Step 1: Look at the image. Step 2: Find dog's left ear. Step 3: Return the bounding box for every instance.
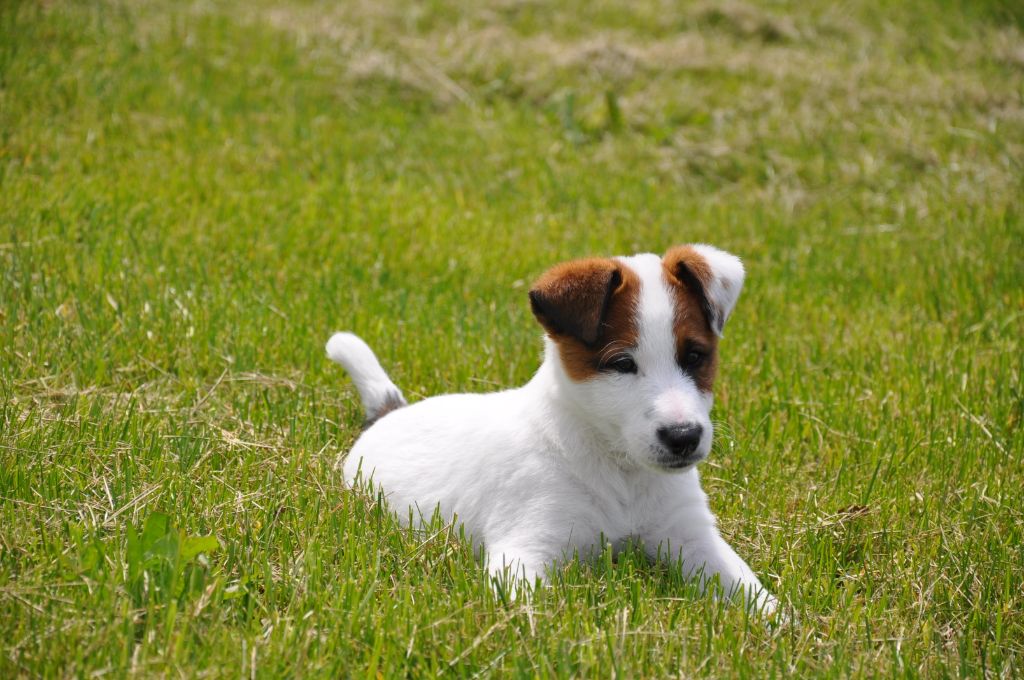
[663,244,745,336]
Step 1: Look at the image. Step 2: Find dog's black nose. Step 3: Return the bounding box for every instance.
[657,423,703,456]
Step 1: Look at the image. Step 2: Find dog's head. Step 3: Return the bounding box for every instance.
[529,245,744,472]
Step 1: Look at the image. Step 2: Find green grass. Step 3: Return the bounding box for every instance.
[1,0,1022,676]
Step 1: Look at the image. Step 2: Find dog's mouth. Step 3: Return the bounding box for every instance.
[654,451,707,471]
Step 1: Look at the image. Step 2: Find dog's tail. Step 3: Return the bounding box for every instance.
[326,332,407,427]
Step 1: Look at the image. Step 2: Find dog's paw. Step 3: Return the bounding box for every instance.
[756,593,800,630]
[489,573,537,606]
[758,592,779,616]
[744,588,787,623]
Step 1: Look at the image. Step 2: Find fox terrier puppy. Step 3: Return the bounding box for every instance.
[328,244,776,612]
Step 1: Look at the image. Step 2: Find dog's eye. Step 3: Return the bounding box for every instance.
[682,350,706,369]
[605,356,638,374]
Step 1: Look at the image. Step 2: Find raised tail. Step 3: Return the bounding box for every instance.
[326,332,407,427]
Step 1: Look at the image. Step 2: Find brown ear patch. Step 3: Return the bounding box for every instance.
[663,246,719,392]
[529,258,640,381]
[663,246,718,334]
[529,258,621,346]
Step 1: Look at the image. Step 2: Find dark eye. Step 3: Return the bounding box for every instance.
[604,355,638,374]
[682,350,706,369]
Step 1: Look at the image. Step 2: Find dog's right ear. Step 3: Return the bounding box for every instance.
[529,258,624,346]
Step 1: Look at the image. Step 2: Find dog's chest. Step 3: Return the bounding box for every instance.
[593,474,675,546]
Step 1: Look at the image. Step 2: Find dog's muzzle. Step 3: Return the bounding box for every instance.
[656,423,704,466]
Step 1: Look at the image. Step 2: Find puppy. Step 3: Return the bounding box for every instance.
[328,245,776,612]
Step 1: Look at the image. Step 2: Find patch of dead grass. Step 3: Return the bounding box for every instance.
[692,1,801,44]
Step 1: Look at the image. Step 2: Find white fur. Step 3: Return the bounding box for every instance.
[326,332,405,422]
[329,250,776,613]
[689,244,745,336]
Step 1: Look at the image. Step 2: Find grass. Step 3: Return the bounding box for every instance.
[1,0,1022,676]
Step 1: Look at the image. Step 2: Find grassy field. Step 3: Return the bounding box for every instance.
[2,0,1022,676]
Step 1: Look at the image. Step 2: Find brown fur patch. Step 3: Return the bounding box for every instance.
[662,246,720,392]
[529,258,640,381]
[363,390,407,430]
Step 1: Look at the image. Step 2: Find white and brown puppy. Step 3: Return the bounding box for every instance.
[327,245,776,612]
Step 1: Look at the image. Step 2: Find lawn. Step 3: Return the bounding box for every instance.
[1,0,1022,676]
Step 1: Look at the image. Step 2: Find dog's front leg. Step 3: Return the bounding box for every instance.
[650,527,777,614]
[484,543,549,599]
